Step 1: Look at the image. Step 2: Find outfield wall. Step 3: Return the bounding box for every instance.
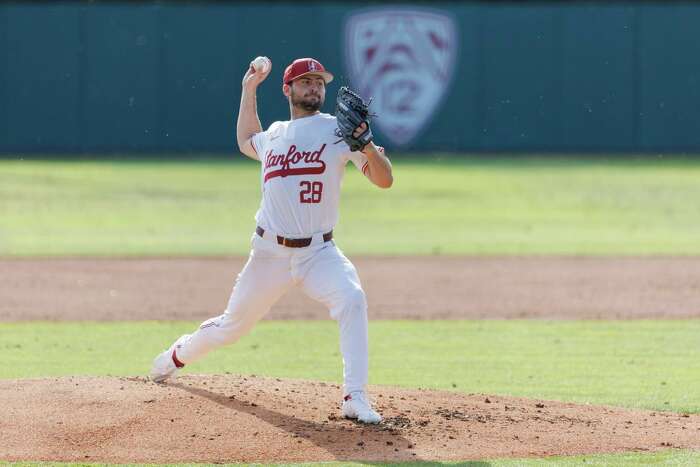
[1,1,700,154]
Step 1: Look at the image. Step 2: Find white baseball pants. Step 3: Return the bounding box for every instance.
[172,232,369,395]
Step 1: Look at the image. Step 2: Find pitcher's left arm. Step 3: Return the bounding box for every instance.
[359,135,392,189]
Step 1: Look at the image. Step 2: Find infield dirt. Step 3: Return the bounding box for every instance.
[3,256,700,321]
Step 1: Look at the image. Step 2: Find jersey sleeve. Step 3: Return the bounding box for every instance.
[346,150,370,176]
[250,130,268,161]
[345,145,385,177]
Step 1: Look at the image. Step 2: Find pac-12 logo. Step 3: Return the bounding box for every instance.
[344,8,458,146]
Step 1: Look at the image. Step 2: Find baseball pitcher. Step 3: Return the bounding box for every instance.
[150,57,393,424]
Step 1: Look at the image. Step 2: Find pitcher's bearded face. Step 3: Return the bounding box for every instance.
[290,75,326,111]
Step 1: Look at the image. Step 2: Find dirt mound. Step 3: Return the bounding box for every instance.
[1,375,698,463]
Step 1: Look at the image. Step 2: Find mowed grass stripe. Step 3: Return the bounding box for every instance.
[3,320,699,413]
[2,157,700,255]
[3,449,700,466]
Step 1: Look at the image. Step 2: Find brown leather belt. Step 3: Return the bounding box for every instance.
[256,226,333,248]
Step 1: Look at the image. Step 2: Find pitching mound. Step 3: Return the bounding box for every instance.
[1,375,699,463]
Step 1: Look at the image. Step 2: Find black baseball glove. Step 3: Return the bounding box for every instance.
[335,86,375,152]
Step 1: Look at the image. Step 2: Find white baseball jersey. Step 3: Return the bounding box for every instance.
[250,113,368,237]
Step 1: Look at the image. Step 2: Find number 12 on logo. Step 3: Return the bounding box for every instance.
[299,181,323,203]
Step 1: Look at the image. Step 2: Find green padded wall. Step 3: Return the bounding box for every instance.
[2,2,700,154]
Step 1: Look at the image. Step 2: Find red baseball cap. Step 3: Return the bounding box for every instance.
[283,58,334,85]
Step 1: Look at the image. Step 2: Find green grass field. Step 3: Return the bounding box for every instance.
[4,450,700,467]
[1,156,700,256]
[0,455,689,467]
[3,156,700,465]
[3,320,699,414]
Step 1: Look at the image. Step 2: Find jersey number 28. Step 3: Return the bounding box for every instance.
[299,181,323,203]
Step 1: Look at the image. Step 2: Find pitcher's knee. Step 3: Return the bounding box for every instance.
[331,287,367,320]
[345,287,368,311]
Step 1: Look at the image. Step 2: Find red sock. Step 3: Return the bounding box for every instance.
[172,350,185,368]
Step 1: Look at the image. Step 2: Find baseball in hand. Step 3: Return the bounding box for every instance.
[252,56,271,74]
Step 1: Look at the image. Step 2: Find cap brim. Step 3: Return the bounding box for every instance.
[288,71,334,84]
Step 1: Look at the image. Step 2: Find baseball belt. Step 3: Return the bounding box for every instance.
[256,226,333,248]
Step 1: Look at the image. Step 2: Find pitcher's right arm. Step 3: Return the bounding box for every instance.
[237,59,271,160]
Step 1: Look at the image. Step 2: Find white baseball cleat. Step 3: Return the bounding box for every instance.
[342,391,382,424]
[149,335,188,383]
